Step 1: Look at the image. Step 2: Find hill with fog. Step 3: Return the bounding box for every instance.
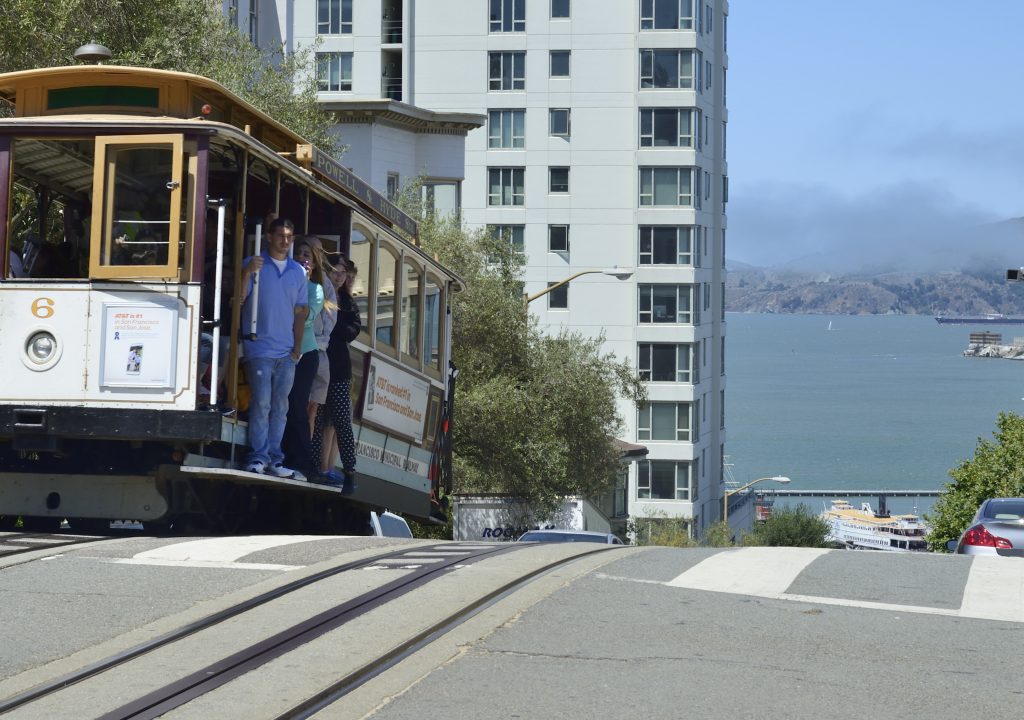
[726,218,1024,316]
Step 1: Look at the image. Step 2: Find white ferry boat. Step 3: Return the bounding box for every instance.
[822,499,929,552]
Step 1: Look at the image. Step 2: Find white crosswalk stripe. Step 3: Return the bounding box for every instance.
[667,547,830,595]
[112,535,336,571]
[959,555,1024,622]
[662,548,1024,624]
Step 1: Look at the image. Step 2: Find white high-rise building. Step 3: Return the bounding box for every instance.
[247,0,729,535]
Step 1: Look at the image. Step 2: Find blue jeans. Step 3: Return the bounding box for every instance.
[245,356,296,465]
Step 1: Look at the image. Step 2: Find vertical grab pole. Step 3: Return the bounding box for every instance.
[210,201,226,407]
[249,222,262,339]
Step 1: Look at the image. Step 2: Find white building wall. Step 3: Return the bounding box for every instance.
[268,0,729,535]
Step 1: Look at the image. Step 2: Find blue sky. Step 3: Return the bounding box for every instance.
[726,1,1024,271]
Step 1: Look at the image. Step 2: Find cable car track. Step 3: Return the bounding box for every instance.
[0,542,620,719]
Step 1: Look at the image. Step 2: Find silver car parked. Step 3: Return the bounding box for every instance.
[517,529,624,545]
[948,498,1024,556]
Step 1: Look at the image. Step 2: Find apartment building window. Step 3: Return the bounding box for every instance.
[639,284,696,324]
[249,0,259,43]
[488,109,525,148]
[488,168,525,206]
[551,0,570,18]
[317,53,353,91]
[549,167,569,193]
[640,49,697,89]
[550,51,570,77]
[421,181,460,216]
[387,172,399,202]
[549,108,571,137]
[490,0,525,32]
[705,59,712,89]
[548,282,568,309]
[639,226,693,266]
[637,402,692,442]
[637,460,694,501]
[640,0,696,30]
[638,343,694,383]
[639,167,696,206]
[639,108,698,148]
[489,225,525,254]
[548,224,569,253]
[706,4,713,33]
[228,0,238,27]
[318,0,353,35]
[489,52,526,90]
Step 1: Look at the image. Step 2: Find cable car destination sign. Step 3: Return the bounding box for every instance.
[297,144,418,238]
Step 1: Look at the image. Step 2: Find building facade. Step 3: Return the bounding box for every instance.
[245,0,729,534]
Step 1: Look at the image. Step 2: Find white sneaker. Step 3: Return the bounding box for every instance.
[267,462,297,479]
[245,460,266,474]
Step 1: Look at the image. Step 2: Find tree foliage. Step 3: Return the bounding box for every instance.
[0,0,338,153]
[742,505,831,547]
[927,412,1024,551]
[401,189,646,516]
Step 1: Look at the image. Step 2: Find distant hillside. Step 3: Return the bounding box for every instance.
[725,266,1024,316]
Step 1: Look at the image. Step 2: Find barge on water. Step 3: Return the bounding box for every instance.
[935,314,1024,325]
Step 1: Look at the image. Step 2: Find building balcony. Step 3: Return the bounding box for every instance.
[381,78,402,101]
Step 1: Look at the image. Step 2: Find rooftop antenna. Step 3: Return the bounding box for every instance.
[73,42,112,65]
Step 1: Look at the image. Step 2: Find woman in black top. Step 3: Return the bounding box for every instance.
[311,256,360,491]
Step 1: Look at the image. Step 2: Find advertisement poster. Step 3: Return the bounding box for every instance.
[362,355,430,442]
[101,302,177,388]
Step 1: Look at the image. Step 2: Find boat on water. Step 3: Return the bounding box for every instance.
[935,314,1024,325]
[821,499,929,552]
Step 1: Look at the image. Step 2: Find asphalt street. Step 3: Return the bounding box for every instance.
[2,534,1022,720]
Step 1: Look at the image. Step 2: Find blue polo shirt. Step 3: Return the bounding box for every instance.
[241,251,308,360]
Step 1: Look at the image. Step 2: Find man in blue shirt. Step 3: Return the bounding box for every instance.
[240,218,309,479]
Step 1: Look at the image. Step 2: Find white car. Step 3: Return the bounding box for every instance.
[517,529,624,545]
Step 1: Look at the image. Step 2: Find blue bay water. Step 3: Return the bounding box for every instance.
[725,313,1024,515]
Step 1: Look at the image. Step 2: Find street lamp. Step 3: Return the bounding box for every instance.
[524,267,633,304]
[723,475,790,524]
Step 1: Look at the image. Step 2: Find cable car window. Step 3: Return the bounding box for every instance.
[424,273,442,372]
[376,244,398,348]
[90,134,183,278]
[401,261,420,360]
[9,137,94,279]
[350,226,371,335]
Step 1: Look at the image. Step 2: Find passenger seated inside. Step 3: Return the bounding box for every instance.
[7,248,25,278]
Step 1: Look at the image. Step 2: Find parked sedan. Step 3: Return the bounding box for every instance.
[517,529,624,545]
[947,497,1024,556]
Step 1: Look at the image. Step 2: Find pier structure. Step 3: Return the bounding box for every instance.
[764,489,942,498]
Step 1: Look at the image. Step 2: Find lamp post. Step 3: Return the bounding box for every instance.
[524,267,633,304]
[723,475,790,524]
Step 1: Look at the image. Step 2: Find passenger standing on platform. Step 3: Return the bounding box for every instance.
[311,256,360,492]
[296,237,338,439]
[240,217,308,478]
[282,239,327,480]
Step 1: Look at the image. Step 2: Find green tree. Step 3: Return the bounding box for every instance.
[743,505,830,547]
[0,0,337,153]
[401,191,646,516]
[927,412,1024,551]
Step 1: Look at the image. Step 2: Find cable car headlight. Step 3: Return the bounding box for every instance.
[25,331,58,367]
